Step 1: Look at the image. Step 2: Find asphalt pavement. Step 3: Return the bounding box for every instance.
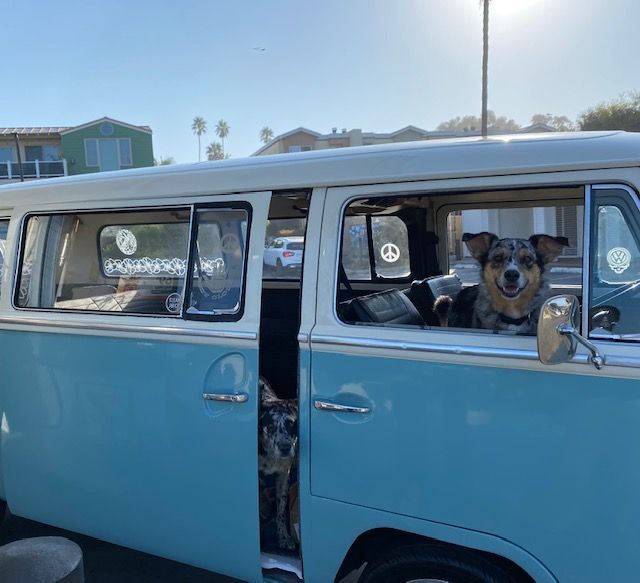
[0,510,238,582]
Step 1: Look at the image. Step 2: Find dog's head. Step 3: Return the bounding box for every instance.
[259,402,298,459]
[463,232,568,308]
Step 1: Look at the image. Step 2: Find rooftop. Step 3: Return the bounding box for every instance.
[0,131,638,206]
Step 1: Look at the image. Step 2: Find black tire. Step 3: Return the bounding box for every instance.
[276,259,283,275]
[360,544,517,583]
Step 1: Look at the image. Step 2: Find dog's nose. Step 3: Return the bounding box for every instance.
[504,269,520,282]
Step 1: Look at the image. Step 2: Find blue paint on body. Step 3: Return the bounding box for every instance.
[0,329,262,582]
[309,350,640,582]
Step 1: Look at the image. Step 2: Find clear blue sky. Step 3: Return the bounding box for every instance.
[3,0,639,163]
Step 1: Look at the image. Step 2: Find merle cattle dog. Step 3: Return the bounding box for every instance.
[259,377,298,551]
[436,232,568,334]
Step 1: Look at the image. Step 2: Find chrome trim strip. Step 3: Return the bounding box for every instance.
[311,333,640,369]
[297,332,309,343]
[582,185,592,336]
[0,315,258,341]
[312,333,542,360]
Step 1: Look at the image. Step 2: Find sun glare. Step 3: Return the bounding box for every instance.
[489,0,547,19]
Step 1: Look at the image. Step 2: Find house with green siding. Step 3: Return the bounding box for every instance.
[0,117,153,182]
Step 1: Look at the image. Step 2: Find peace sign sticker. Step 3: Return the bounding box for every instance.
[380,243,400,263]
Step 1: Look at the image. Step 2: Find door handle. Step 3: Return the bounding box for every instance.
[203,393,249,403]
[314,400,370,414]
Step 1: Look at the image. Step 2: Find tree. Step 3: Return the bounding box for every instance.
[206,141,225,160]
[530,114,576,131]
[154,156,175,166]
[191,117,207,162]
[578,92,640,132]
[260,126,274,144]
[481,0,490,138]
[215,119,230,155]
[437,111,520,132]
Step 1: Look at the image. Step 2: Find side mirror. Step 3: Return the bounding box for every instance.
[537,295,605,370]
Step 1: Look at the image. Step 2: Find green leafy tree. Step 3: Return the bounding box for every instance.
[191,116,207,162]
[206,141,225,160]
[578,92,640,132]
[437,111,520,132]
[215,119,230,155]
[530,114,576,131]
[260,126,274,144]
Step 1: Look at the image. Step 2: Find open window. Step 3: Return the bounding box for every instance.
[337,187,585,336]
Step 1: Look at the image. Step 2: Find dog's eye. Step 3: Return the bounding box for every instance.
[492,254,505,263]
[521,256,534,267]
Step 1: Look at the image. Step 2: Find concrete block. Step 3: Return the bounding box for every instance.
[0,536,84,582]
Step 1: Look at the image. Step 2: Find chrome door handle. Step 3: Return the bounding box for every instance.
[314,400,370,414]
[203,393,249,403]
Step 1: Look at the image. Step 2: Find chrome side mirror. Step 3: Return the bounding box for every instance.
[537,295,605,370]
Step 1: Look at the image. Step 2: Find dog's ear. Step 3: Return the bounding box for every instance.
[462,232,498,262]
[529,234,569,264]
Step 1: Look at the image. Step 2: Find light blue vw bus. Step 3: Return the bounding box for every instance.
[1,131,640,582]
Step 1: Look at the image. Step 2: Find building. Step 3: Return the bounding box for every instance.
[0,117,153,183]
[254,123,579,265]
[252,123,554,156]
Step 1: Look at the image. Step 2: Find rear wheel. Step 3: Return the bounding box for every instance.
[360,544,517,583]
[276,258,283,275]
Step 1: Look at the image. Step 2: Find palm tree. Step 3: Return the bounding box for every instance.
[206,141,225,161]
[260,126,274,144]
[481,0,490,138]
[215,120,230,155]
[191,117,207,162]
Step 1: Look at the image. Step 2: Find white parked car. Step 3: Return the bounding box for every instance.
[263,236,304,270]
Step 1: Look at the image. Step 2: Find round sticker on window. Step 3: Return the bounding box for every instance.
[116,229,138,255]
[165,293,182,313]
[607,247,631,274]
[380,242,400,263]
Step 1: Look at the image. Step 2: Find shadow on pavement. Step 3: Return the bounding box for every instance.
[0,511,239,583]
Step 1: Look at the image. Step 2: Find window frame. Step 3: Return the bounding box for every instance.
[182,201,253,323]
[84,139,99,167]
[587,183,640,343]
[339,206,413,284]
[13,206,193,318]
[13,201,254,322]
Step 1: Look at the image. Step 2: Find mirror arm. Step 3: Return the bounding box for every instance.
[557,324,605,370]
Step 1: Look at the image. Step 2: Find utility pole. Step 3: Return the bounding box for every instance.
[481,0,489,138]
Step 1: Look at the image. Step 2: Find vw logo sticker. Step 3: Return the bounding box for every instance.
[380,242,400,263]
[116,229,138,256]
[607,247,631,274]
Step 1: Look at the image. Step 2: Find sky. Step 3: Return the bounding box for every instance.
[3,0,640,163]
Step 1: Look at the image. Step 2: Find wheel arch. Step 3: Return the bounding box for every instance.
[335,528,537,583]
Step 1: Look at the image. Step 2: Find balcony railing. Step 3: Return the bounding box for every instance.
[0,159,68,180]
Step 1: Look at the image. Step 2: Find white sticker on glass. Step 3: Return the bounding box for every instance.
[116,229,138,255]
[165,292,182,313]
[607,247,631,274]
[380,242,400,263]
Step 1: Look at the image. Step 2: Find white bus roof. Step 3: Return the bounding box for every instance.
[1,131,639,207]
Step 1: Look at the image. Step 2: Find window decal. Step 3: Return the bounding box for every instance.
[116,228,138,255]
[606,247,631,274]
